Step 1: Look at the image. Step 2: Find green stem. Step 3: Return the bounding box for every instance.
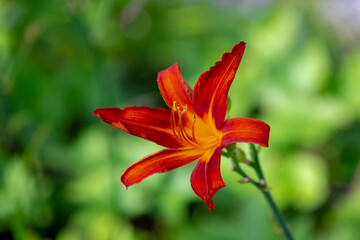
[229,154,259,187]
[260,189,293,240]
[227,145,294,240]
[249,144,293,239]
[249,144,265,180]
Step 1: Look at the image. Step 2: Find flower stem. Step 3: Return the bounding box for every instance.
[248,144,293,239]
[227,144,294,240]
[259,189,293,240]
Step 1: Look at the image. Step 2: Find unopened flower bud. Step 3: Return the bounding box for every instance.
[234,148,246,163]
[238,177,250,183]
[245,159,253,165]
[226,143,236,156]
[227,97,232,115]
[259,179,266,186]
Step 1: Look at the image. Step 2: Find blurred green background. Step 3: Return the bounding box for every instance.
[1,0,360,239]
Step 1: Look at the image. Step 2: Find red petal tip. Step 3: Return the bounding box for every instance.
[207,201,215,211]
[122,180,131,190]
[93,109,104,118]
[192,41,247,128]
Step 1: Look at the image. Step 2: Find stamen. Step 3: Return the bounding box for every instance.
[177,108,193,145]
[171,101,179,139]
[181,105,187,114]
[170,101,197,145]
[192,114,197,142]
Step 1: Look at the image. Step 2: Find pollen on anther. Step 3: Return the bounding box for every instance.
[172,101,177,110]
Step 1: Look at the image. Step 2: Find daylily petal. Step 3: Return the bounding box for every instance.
[157,63,194,113]
[121,148,204,188]
[193,42,246,128]
[93,107,183,148]
[221,117,270,148]
[190,147,225,211]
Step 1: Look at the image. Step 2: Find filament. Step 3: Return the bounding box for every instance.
[171,101,197,145]
[192,115,196,142]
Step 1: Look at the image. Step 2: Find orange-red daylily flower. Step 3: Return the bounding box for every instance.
[93,41,270,211]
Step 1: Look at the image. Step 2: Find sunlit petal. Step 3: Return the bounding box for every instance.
[121,148,204,188]
[157,63,195,114]
[193,42,246,128]
[190,147,225,211]
[93,107,183,148]
[221,117,270,147]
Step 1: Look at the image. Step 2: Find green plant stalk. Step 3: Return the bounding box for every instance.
[227,145,294,240]
[259,189,293,240]
[249,144,293,240]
